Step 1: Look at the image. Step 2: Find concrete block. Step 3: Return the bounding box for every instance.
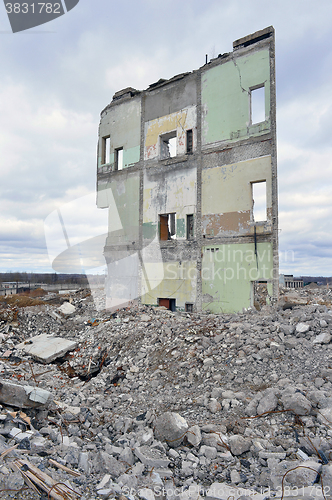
[58,302,76,316]
[134,445,170,467]
[154,412,188,448]
[0,380,51,408]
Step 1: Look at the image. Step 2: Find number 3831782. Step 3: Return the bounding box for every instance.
[5,3,61,14]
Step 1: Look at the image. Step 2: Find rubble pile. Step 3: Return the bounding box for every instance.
[0,286,332,499]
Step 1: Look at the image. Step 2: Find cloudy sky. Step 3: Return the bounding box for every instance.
[0,0,331,277]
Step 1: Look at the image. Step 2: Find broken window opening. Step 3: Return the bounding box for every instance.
[160,131,177,159]
[252,280,269,311]
[252,181,267,222]
[115,147,123,171]
[187,214,194,240]
[102,136,110,165]
[251,86,265,124]
[159,213,176,241]
[159,298,176,312]
[186,129,193,154]
[185,303,193,313]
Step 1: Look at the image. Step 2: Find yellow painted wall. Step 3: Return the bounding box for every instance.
[141,261,197,308]
[202,156,272,214]
[201,156,272,235]
[144,106,196,160]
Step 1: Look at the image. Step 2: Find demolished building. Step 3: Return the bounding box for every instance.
[96,26,278,313]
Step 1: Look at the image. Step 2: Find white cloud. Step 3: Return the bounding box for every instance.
[0,0,331,276]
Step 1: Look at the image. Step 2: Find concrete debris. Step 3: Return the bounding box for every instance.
[296,323,310,334]
[0,380,52,408]
[228,435,251,456]
[0,285,332,499]
[313,331,332,344]
[17,333,77,363]
[154,412,188,447]
[186,424,201,447]
[58,301,76,317]
[280,391,312,416]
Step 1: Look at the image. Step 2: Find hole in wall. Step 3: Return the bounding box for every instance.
[251,86,265,124]
[252,181,267,222]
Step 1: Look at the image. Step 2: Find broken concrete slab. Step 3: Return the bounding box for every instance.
[48,310,63,324]
[0,380,51,408]
[134,446,170,468]
[17,334,77,363]
[58,302,76,316]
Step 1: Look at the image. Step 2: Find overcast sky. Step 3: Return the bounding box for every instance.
[0,0,331,277]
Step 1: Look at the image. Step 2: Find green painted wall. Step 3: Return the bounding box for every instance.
[123,145,140,169]
[202,242,273,313]
[177,218,185,238]
[97,174,139,244]
[201,49,270,145]
[111,175,139,243]
[98,145,140,170]
[98,98,141,171]
[142,222,157,240]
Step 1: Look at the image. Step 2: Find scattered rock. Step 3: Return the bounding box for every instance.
[0,380,51,408]
[296,323,310,333]
[313,332,331,344]
[154,412,188,448]
[281,392,312,415]
[186,424,201,447]
[228,435,251,456]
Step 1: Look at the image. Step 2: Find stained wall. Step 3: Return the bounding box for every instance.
[201,156,272,237]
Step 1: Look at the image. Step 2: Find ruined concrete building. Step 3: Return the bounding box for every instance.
[96,26,278,313]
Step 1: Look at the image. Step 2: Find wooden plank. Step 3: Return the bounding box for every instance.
[13,458,80,500]
[0,443,19,458]
[49,458,81,477]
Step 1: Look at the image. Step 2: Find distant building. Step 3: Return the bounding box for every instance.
[96,27,278,313]
[282,275,304,289]
[0,282,18,296]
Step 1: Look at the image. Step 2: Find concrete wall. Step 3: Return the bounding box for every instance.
[143,165,197,242]
[98,97,141,171]
[201,156,272,237]
[144,106,197,160]
[144,74,197,121]
[97,26,278,313]
[201,49,270,146]
[202,242,273,313]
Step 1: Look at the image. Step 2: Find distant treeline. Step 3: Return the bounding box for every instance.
[0,272,90,285]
